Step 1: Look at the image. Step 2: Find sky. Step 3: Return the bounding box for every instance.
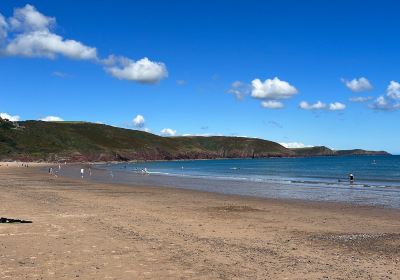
[0,0,399,153]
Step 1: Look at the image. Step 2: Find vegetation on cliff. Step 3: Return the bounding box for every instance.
[0,119,390,162]
[291,146,390,157]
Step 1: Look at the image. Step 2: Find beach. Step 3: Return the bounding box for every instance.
[0,165,399,279]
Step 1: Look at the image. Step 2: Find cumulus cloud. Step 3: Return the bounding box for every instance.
[279,142,313,149]
[329,102,346,111]
[342,77,373,92]
[5,31,98,60]
[0,112,20,121]
[299,101,327,110]
[2,5,97,60]
[0,4,167,85]
[387,81,400,100]
[105,57,168,84]
[261,100,284,109]
[160,128,177,136]
[9,4,55,32]
[0,14,7,44]
[370,96,400,111]
[349,96,373,103]
[227,81,250,100]
[132,114,145,128]
[299,101,346,111]
[251,77,298,100]
[245,77,298,109]
[40,115,64,121]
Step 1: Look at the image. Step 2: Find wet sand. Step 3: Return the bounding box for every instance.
[0,166,399,279]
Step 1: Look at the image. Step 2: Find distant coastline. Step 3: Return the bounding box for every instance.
[0,118,391,163]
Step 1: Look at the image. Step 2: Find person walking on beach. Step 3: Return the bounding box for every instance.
[80,168,84,179]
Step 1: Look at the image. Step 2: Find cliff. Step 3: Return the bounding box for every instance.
[0,119,390,162]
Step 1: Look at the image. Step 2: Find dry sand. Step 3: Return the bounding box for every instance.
[0,166,399,279]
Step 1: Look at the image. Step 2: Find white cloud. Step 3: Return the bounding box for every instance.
[227,80,250,100]
[300,101,346,111]
[9,4,55,32]
[251,77,298,100]
[370,96,400,111]
[349,96,373,103]
[0,14,7,43]
[160,128,177,136]
[299,101,326,110]
[0,112,20,121]
[279,142,313,149]
[0,5,167,85]
[40,116,64,121]
[342,77,373,92]
[2,5,97,60]
[387,81,400,100]
[5,31,98,60]
[329,102,346,111]
[371,96,388,110]
[132,114,145,128]
[105,57,168,84]
[261,100,284,109]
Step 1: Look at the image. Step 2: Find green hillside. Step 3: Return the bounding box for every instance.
[0,119,293,161]
[0,119,390,162]
[290,146,335,156]
[291,146,390,157]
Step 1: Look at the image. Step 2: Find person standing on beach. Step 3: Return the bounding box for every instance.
[80,168,84,179]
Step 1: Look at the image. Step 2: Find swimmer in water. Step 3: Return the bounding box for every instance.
[349,173,354,184]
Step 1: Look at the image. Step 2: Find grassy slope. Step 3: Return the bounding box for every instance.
[0,120,293,161]
[290,146,335,156]
[291,146,390,157]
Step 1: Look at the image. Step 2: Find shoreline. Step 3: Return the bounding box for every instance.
[56,162,400,209]
[0,167,399,279]
[0,152,393,166]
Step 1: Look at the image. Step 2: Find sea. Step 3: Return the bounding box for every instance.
[85,155,400,208]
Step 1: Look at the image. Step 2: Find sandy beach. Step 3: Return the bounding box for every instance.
[0,165,399,279]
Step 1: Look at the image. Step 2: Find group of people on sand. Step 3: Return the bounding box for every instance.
[48,167,58,177]
[133,167,149,175]
[80,167,92,178]
[48,163,65,177]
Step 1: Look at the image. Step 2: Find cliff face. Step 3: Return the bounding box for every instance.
[0,119,390,162]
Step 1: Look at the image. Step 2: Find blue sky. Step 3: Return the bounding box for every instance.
[0,1,399,153]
